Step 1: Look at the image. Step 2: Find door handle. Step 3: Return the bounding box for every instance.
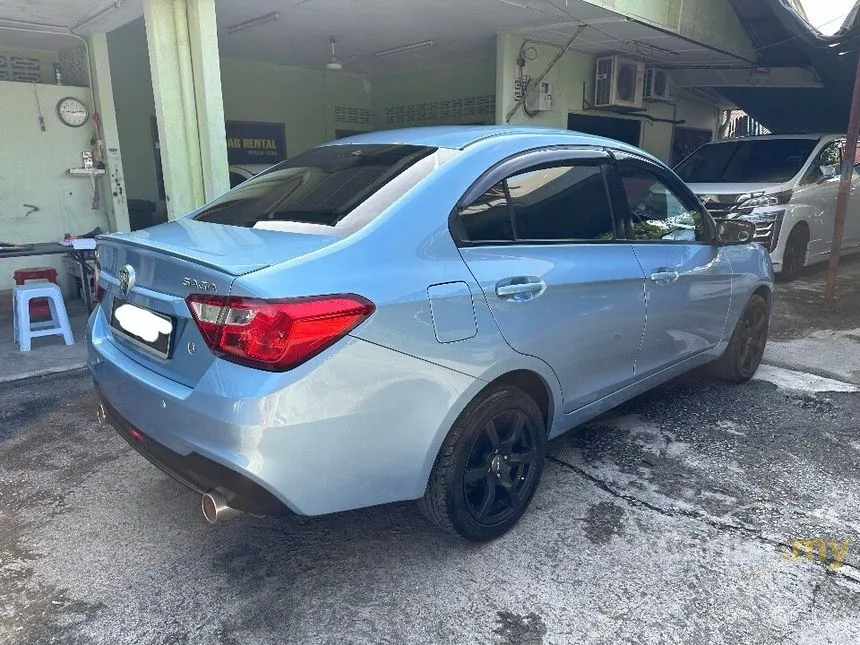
[649,269,680,284]
[495,278,546,300]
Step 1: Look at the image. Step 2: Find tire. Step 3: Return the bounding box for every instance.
[777,225,809,283]
[418,385,547,541]
[709,294,770,383]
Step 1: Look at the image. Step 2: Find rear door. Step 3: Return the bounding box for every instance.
[610,155,732,377]
[454,148,647,413]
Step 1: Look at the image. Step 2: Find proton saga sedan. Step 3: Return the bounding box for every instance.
[89,126,772,541]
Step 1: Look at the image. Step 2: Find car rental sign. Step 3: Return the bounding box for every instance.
[225,121,287,165]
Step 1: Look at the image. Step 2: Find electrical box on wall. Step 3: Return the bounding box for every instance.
[526,80,553,112]
[515,76,553,113]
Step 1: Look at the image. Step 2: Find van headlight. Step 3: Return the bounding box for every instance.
[732,190,793,215]
[740,211,784,252]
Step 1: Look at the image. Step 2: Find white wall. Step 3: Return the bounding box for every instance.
[495,33,718,163]
[0,81,110,292]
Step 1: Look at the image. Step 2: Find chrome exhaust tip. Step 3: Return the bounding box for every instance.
[201,492,240,524]
[96,403,107,426]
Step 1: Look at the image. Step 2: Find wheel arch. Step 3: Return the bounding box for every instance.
[790,219,811,235]
[417,364,557,493]
[752,283,772,308]
[786,219,811,253]
[486,369,553,432]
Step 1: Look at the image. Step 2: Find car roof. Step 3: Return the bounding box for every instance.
[325,125,656,159]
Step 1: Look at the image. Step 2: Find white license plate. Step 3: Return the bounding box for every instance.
[110,299,174,359]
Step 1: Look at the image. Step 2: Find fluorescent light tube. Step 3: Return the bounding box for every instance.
[375,40,434,58]
[228,12,279,35]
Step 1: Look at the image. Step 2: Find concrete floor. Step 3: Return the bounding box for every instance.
[1,366,858,645]
[764,255,860,384]
[0,299,89,383]
[2,262,860,644]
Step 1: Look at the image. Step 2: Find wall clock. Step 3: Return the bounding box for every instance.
[56,96,90,127]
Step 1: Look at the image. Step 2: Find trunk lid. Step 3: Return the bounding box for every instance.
[96,219,339,387]
[108,218,338,276]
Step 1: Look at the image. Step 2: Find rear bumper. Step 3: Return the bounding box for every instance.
[97,390,289,516]
[88,305,480,516]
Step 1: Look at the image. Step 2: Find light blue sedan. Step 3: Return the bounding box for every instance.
[88,126,773,541]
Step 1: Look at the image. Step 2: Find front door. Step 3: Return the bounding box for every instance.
[455,152,646,412]
[612,156,733,377]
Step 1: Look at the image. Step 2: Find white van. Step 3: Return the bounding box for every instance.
[675,134,860,281]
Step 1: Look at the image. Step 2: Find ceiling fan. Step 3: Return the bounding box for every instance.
[324,37,359,71]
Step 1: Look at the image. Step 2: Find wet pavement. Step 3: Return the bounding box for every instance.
[2,268,860,644]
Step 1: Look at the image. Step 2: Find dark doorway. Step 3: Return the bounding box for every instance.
[567,113,641,147]
[670,126,713,166]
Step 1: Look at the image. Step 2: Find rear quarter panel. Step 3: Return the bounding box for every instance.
[724,242,775,333]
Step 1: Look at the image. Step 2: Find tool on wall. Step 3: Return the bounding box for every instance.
[32,82,46,132]
[89,112,105,210]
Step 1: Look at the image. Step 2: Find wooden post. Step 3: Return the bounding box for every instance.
[825,53,860,305]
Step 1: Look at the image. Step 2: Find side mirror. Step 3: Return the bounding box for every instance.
[714,218,756,245]
[820,164,839,179]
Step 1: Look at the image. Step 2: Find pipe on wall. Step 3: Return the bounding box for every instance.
[172,0,205,207]
[0,24,97,118]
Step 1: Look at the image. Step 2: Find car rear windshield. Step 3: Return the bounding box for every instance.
[194,144,435,227]
[674,138,818,184]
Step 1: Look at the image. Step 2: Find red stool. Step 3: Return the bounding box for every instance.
[13,267,58,318]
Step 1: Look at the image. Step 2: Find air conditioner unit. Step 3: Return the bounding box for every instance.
[594,56,645,109]
[643,67,672,101]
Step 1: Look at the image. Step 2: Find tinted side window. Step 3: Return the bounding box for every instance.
[619,168,706,242]
[507,165,614,241]
[459,182,514,243]
[804,140,844,183]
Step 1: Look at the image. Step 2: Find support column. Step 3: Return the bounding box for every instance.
[495,33,512,126]
[88,33,131,232]
[187,0,229,201]
[144,0,226,218]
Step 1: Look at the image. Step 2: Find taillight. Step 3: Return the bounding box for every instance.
[186,294,375,371]
[94,253,105,303]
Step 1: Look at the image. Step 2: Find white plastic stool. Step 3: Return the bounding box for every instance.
[13,282,75,352]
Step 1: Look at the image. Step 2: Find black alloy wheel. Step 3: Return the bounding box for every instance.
[710,294,770,383]
[419,385,547,541]
[463,409,541,526]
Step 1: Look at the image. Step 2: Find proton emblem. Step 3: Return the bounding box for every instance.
[119,265,136,296]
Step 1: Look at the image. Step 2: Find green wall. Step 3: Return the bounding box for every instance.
[371,57,496,129]
[0,81,110,291]
[495,33,717,163]
[108,44,158,203]
[579,0,756,61]
[108,43,372,203]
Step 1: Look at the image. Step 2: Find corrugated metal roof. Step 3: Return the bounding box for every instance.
[723,0,860,132]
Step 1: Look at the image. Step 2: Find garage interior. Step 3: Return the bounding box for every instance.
[0,0,856,297]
